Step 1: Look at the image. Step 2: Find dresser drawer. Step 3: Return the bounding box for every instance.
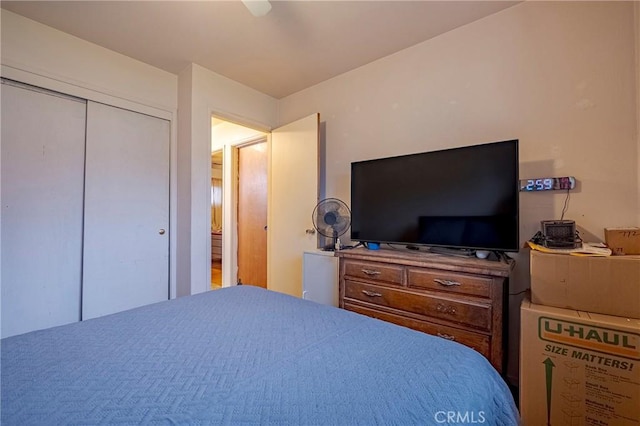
[345,303,491,359]
[344,280,492,331]
[407,268,491,298]
[343,259,403,285]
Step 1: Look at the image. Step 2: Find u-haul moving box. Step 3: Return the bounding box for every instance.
[520,299,640,426]
[530,250,640,319]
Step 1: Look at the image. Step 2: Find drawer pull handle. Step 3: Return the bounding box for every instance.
[437,333,456,341]
[361,290,382,297]
[361,269,381,276]
[434,278,461,287]
[436,303,457,315]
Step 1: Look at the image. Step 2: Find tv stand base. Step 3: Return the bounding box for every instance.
[427,246,475,257]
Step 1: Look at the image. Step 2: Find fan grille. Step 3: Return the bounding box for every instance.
[312,198,351,238]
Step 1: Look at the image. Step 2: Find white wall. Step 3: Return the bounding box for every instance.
[278,1,639,385]
[1,10,176,113]
[180,64,278,295]
[176,65,194,297]
[1,9,180,297]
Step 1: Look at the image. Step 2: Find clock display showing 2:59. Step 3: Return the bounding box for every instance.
[519,176,576,192]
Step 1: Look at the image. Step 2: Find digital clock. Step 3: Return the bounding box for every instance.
[519,176,576,192]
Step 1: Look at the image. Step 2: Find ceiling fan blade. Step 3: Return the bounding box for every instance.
[242,0,272,17]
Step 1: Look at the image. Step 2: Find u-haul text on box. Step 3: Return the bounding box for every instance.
[521,300,640,426]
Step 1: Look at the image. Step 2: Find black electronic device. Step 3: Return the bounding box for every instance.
[350,139,519,252]
[540,220,580,248]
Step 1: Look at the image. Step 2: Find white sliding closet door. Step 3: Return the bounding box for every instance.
[82,102,170,320]
[1,81,86,338]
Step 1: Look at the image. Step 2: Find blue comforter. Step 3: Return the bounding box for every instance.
[2,286,519,425]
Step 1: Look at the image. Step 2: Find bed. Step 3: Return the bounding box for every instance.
[1,286,519,425]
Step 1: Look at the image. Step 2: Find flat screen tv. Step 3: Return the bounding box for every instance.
[350,139,519,252]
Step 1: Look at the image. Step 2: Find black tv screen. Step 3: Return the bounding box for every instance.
[350,139,519,252]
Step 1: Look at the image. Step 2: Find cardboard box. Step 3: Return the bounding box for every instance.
[605,228,640,256]
[530,250,640,319]
[520,299,640,426]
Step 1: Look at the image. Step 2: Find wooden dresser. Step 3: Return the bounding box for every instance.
[211,232,222,262]
[337,248,513,373]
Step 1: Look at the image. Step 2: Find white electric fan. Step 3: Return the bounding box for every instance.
[312,198,351,251]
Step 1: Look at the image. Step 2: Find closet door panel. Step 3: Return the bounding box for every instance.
[1,82,86,338]
[82,102,170,320]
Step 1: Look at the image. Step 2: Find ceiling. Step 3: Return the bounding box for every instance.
[1,1,520,99]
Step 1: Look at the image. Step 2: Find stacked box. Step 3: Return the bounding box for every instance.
[605,228,640,256]
[530,250,640,319]
[520,299,640,426]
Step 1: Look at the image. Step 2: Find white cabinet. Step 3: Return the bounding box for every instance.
[302,250,338,306]
[1,80,170,337]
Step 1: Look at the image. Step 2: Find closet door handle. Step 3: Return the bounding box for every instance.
[158,229,166,235]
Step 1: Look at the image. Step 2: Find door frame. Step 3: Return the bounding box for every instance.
[210,112,268,289]
[208,112,319,295]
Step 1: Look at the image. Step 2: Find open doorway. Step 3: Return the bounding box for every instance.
[211,116,267,289]
[209,113,319,296]
[210,150,223,290]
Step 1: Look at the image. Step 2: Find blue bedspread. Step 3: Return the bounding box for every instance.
[2,286,519,425]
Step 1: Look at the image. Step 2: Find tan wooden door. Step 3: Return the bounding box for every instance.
[237,141,268,287]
